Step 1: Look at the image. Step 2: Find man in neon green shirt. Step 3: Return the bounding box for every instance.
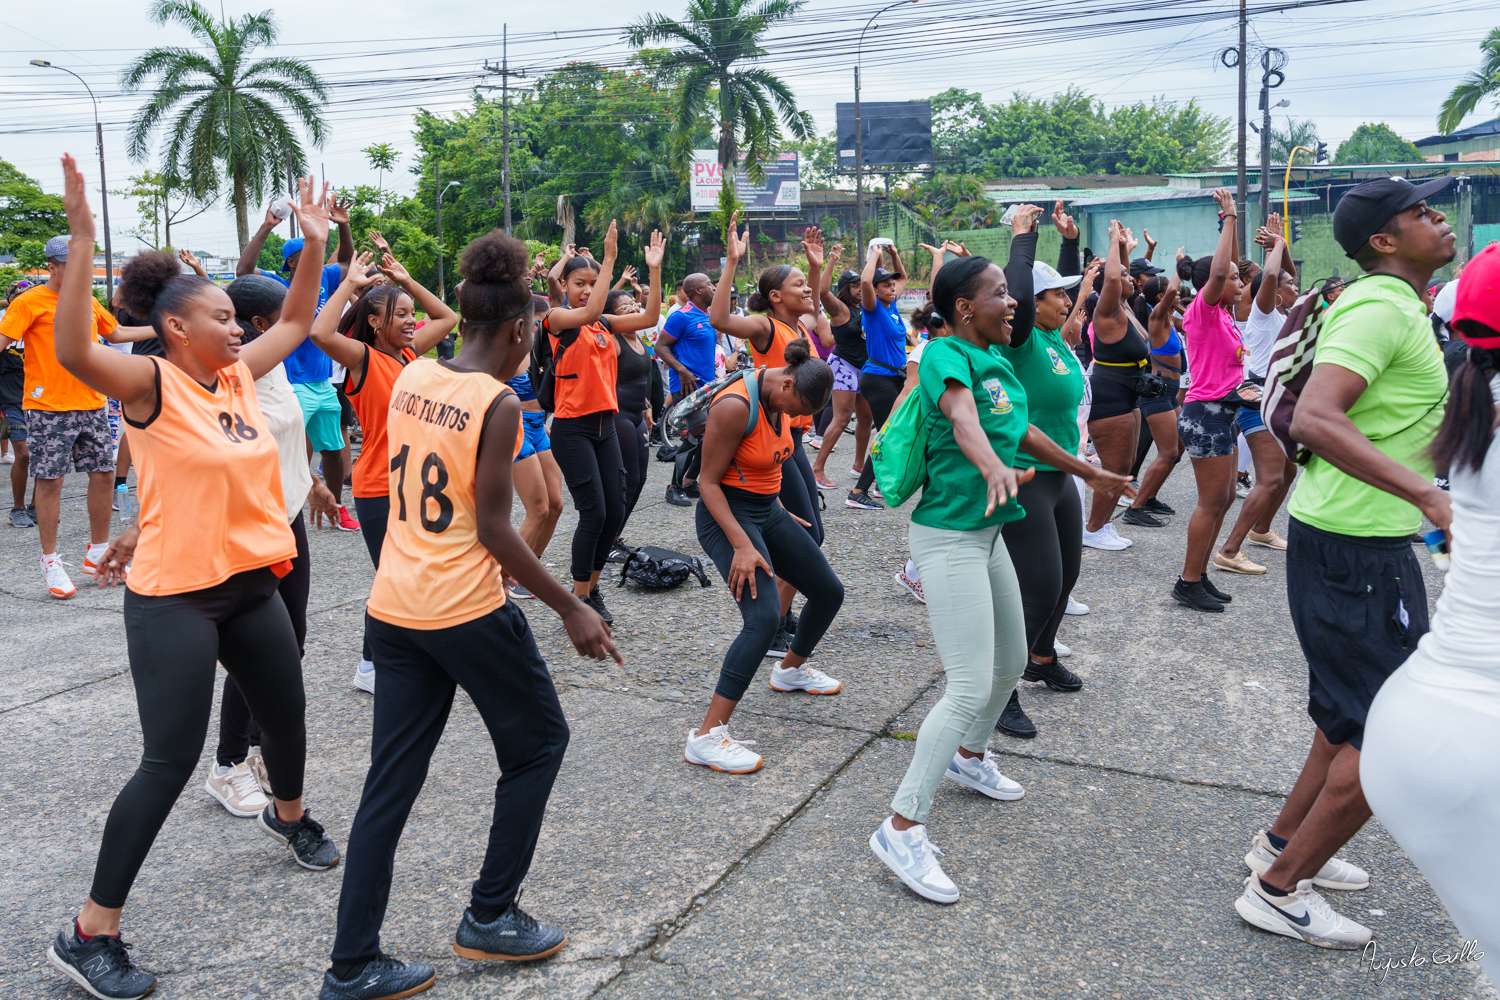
[1234,177,1456,950]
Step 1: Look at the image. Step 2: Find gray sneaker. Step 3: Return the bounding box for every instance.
[944,750,1025,800]
[453,894,566,962]
[869,816,959,904]
[258,805,341,871]
[8,507,35,528]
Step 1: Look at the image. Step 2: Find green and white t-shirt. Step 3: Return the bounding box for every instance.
[1004,327,1084,472]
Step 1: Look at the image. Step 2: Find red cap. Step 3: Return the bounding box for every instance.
[1453,242,1500,348]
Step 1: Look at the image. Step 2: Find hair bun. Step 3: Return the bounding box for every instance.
[1175,256,1196,282]
[117,250,182,318]
[782,336,812,366]
[459,230,527,285]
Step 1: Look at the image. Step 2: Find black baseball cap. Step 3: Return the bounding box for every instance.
[835,269,860,292]
[872,268,897,285]
[1333,176,1452,258]
[1129,257,1164,277]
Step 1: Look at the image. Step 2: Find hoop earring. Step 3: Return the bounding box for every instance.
[181,336,189,346]
[963,314,972,325]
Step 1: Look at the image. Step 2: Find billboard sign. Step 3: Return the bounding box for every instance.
[836,101,933,168]
[690,151,801,212]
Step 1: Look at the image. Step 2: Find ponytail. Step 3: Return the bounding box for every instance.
[1431,337,1500,475]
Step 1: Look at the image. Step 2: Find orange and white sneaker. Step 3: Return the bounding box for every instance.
[684,725,762,773]
[82,542,109,576]
[333,504,361,532]
[40,554,76,599]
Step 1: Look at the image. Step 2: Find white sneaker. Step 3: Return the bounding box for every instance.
[1235,876,1372,949]
[1082,523,1132,551]
[245,746,272,795]
[353,660,375,694]
[1053,641,1071,658]
[1244,830,1369,891]
[944,751,1024,800]
[1065,596,1090,616]
[684,725,762,773]
[769,660,842,694]
[0,451,12,465]
[81,541,109,576]
[204,761,271,818]
[40,554,76,599]
[869,817,959,904]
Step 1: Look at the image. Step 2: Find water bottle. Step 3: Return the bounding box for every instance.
[116,482,130,519]
[1423,528,1450,572]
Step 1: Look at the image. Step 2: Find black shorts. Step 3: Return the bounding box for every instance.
[335,382,356,428]
[1139,379,1180,418]
[1088,373,1138,420]
[1286,517,1429,749]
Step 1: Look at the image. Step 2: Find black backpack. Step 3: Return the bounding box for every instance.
[531,316,610,413]
[615,544,711,590]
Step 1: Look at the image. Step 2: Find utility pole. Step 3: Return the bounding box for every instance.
[436,161,460,304]
[484,25,526,235]
[1257,48,1287,232]
[855,64,864,268]
[1235,0,1247,254]
[285,151,298,238]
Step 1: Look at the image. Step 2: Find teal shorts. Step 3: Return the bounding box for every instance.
[291,379,344,453]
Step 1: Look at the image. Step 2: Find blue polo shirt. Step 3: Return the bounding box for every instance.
[660,303,718,393]
[265,263,343,384]
[861,299,907,376]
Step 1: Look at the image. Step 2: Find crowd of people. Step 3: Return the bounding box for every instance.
[3,153,1495,999]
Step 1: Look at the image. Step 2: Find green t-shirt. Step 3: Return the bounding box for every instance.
[1004,327,1084,471]
[1286,274,1448,537]
[912,336,1030,532]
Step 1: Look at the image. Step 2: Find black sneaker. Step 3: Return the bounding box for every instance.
[1120,507,1166,527]
[683,481,701,498]
[1200,575,1233,604]
[656,444,678,462]
[1021,657,1084,692]
[781,609,799,636]
[586,587,615,624]
[607,539,632,564]
[764,627,792,658]
[259,805,341,871]
[1172,578,1225,613]
[319,954,436,1000]
[996,689,1036,739]
[454,896,567,962]
[665,484,693,507]
[845,490,883,510]
[1143,497,1176,515]
[47,923,156,1000]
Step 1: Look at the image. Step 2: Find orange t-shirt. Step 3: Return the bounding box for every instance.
[125,359,296,596]
[544,315,618,419]
[367,359,520,630]
[750,317,813,430]
[0,285,113,411]
[345,344,417,499]
[714,372,792,495]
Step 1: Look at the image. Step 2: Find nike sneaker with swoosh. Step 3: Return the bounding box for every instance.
[1244,829,1369,891]
[684,725,762,773]
[944,751,1024,801]
[1234,876,1372,949]
[453,894,566,962]
[869,817,959,904]
[318,954,435,999]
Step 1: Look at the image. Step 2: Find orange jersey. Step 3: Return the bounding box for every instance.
[714,372,792,495]
[345,344,417,499]
[367,359,519,630]
[125,359,296,596]
[750,317,813,429]
[0,286,113,411]
[544,315,617,418]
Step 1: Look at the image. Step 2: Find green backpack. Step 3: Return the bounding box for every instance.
[869,385,939,508]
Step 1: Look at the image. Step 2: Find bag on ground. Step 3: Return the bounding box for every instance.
[615,544,712,590]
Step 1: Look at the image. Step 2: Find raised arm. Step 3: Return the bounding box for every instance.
[377,251,458,353]
[1148,249,1184,350]
[241,176,335,380]
[1060,259,1102,347]
[1201,188,1238,307]
[237,202,282,277]
[819,243,851,325]
[546,223,619,331]
[1254,225,1287,316]
[1093,221,1127,344]
[709,213,774,344]
[310,252,379,374]
[1053,201,1081,277]
[329,193,354,277]
[886,245,908,297]
[602,231,664,335]
[859,238,881,312]
[1004,204,1042,349]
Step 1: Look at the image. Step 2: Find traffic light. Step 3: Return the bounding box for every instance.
[1291,220,1304,243]
[1315,141,1328,163]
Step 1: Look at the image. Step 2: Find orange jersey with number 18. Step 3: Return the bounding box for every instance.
[367,359,522,630]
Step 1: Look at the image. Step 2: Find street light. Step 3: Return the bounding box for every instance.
[854,0,919,268]
[436,179,460,302]
[32,60,114,298]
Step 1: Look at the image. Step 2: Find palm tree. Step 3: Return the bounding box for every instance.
[624,0,814,183]
[120,0,329,250]
[1439,27,1500,135]
[1270,118,1321,166]
[363,142,400,212]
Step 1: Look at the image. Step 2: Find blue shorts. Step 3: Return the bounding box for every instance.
[515,410,550,463]
[1235,404,1266,435]
[290,379,345,453]
[1,402,25,442]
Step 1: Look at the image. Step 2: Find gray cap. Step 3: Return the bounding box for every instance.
[44,235,71,261]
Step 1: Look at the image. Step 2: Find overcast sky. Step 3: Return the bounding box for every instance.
[2,0,1496,258]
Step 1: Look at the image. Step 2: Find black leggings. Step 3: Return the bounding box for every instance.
[854,372,904,493]
[93,567,306,908]
[696,490,845,701]
[614,381,650,532]
[999,470,1083,660]
[552,411,627,582]
[780,427,824,546]
[217,512,310,767]
[353,493,391,663]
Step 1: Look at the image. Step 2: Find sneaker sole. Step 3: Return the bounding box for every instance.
[893,572,925,604]
[1020,671,1083,692]
[47,945,156,1000]
[1171,590,1224,613]
[453,938,566,962]
[996,722,1037,740]
[844,501,881,510]
[868,830,960,904]
[1233,894,1367,949]
[47,587,77,599]
[768,679,842,694]
[204,777,268,818]
[683,751,763,774]
[257,811,340,871]
[1081,540,1131,551]
[943,767,1024,801]
[353,670,375,694]
[1213,557,1267,575]
[1244,849,1369,891]
[329,972,436,999]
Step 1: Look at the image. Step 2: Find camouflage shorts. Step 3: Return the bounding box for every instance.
[26,406,114,479]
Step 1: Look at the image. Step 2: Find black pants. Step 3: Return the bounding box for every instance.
[854,372,904,494]
[999,471,1083,660]
[814,401,833,436]
[217,513,310,767]
[331,604,569,964]
[93,567,306,908]
[696,490,845,701]
[613,382,650,533]
[552,411,627,582]
[780,427,824,546]
[353,493,391,663]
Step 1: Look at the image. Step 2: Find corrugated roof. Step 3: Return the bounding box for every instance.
[986,185,1317,206]
[1415,117,1500,147]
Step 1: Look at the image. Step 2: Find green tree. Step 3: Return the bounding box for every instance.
[120,0,329,251]
[1271,118,1321,165]
[15,241,49,272]
[363,142,400,210]
[1101,97,1230,175]
[624,0,815,182]
[114,169,216,249]
[901,174,996,231]
[1438,27,1500,135]
[0,158,66,253]
[783,130,839,188]
[1334,123,1424,165]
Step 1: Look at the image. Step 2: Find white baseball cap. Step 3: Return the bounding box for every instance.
[1433,277,1459,324]
[1033,261,1081,294]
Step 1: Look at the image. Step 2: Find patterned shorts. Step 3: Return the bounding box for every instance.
[1177,400,1240,459]
[829,353,861,393]
[26,406,114,479]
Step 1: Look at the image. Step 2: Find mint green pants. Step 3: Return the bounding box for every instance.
[892,521,1028,824]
